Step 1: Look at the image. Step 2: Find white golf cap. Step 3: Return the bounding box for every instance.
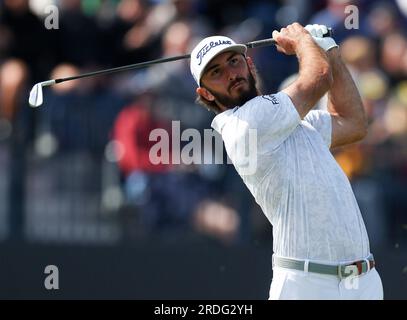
[190,35,247,86]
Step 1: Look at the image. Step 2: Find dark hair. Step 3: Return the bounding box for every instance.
[195,91,223,114]
[194,60,261,114]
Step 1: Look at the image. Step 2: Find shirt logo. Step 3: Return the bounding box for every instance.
[196,40,232,66]
[262,95,279,105]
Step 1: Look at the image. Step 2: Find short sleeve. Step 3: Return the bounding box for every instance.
[235,91,301,151]
[304,110,332,148]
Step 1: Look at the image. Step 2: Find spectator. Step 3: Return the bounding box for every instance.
[54,0,105,67]
[0,0,55,123]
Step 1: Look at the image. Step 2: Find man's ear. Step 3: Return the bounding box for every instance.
[246,56,257,81]
[196,87,215,102]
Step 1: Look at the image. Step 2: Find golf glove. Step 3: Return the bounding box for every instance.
[305,24,338,52]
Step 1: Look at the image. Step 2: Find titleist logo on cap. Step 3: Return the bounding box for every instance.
[196,40,232,66]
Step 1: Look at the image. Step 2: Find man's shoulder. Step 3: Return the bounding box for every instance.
[240,92,293,113]
[212,92,294,133]
[257,94,280,105]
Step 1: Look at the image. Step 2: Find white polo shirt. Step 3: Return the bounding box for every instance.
[211,92,370,263]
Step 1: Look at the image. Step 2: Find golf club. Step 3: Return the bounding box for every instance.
[28,28,333,108]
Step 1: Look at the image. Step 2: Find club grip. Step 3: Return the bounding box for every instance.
[246,27,333,49]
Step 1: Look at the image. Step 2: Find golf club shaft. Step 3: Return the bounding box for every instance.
[54,29,332,84]
[55,39,279,83]
[55,54,191,83]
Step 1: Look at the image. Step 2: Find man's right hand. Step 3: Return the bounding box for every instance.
[272,22,314,55]
[279,23,333,119]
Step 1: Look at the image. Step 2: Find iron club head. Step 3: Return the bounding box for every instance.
[28,80,56,108]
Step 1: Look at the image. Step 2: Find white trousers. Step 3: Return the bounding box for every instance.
[269,266,383,300]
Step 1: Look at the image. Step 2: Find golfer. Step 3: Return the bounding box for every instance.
[190,23,383,300]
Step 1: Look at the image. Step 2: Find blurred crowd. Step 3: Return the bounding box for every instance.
[0,0,406,246]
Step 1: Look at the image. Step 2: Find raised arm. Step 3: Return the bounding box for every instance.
[272,23,333,119]
[326,48,368,149]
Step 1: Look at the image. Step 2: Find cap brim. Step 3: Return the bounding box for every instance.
[199,44,247,86]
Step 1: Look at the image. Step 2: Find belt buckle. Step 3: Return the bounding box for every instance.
[338,261,362,279]
[338,264,350,279]
[338,265,344,279]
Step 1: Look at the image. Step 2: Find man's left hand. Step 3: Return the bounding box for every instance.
[305,24,338,52]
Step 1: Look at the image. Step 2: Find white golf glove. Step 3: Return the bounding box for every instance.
[305,24,338,52]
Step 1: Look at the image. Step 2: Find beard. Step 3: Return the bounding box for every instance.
[205,71,258,109]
